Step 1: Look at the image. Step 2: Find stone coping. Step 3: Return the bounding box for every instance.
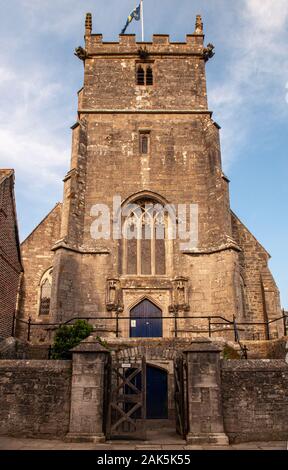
[221,359,288,371]
[0,360,72,369]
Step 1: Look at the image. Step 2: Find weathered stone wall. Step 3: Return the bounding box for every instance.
[80,114,230,250]
[231,213,282,338]
[244,338,288,359]
[0,337,51,360]
[0,360,71,437]
[0,337,29,359]
[0,350,287,443]
[18,203,62,332]
[84,35,207,111]
[0,170,22,338]
[222,360,288,443]
[50,111,242,331]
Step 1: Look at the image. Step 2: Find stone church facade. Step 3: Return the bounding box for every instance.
[18,14,283,344]
[1,13,287,446]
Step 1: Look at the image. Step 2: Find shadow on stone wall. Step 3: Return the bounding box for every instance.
[0,337,50,360]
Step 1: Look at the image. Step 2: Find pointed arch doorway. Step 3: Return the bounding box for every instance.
[130,299,163,338]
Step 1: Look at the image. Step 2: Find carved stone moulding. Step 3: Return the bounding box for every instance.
[169,276,190,313]
[106,278,124,313]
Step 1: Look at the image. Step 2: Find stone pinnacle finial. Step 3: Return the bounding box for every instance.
[85,12,92,35]
[195,14,203,34]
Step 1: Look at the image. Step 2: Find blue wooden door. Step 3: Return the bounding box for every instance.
[146,365,168,419]
[130,299,162,338]
[125,365,168,419]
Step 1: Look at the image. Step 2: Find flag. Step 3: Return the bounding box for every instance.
[121,4,141,34]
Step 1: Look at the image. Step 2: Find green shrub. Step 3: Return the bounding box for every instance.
[51,320,93,360]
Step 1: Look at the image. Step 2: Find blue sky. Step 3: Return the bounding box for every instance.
[0,0,287,307]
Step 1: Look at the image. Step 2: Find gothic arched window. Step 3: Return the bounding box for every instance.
[39,268,52,316]
[122,200,171,276]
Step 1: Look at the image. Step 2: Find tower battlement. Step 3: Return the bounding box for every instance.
[73,13,215,114]
[82,13,211,58]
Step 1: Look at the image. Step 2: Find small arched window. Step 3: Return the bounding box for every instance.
[139,132,149,154]
[146,67,153,86]
[137,66,145,85]
[39,268,52,316]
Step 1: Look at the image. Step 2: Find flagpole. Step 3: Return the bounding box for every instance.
[141,0,144,42]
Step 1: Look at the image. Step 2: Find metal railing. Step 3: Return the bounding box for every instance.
[13,310,288,348]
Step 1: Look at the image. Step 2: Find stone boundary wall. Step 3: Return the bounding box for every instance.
[221,360,288,443]
[0,356,287,443]
[0,360,71,438]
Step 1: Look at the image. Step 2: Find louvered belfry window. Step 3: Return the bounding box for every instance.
[137,66,145,85]
[146,66,153,85]
[136,64,154,86]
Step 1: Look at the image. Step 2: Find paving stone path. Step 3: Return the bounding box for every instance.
[0,436,286,451]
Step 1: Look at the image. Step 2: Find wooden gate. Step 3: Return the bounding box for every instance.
[174,355,188,439]
[105,357,146,440]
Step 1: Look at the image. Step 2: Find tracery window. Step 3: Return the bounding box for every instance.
[122,199,169,276]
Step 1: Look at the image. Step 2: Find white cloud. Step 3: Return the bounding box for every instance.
[244,0,288,30]
[0,66,16,83]
[0,128,67,187]
[209,0,288,169]
[0,62,71,196]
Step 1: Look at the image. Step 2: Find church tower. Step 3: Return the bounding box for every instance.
[19,14,283,342]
